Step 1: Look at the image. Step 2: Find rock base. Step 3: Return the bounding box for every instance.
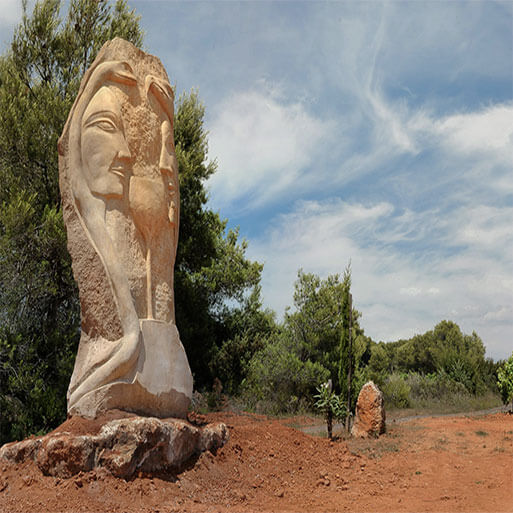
[0,415,228,479]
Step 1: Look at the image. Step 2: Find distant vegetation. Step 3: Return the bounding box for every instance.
[0,0,505,445]
[225,273,503,417]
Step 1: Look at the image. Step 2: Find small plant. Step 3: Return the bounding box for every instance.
[475,430,489,437]
[314,381,347,440]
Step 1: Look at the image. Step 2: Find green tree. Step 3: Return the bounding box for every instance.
[173,90,265,389]
[369,320,495,398]
[209,285,277,395]
[242,329,330,414]
[243,267,371,414]
[285,269,347,383]
[0,0,142,444]
[497,354,513,412]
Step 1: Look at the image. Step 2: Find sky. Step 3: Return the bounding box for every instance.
[1,0,512,360]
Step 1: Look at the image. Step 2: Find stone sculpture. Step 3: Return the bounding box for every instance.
[351,381,386,438]
[58,38,193,419]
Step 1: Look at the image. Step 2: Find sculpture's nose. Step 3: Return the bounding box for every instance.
[117,137,132,165]
[159,120,176,177]
[159,148,177,177]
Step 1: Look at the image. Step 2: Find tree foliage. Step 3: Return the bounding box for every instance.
[243,267,371,413]
[366,320,492,396]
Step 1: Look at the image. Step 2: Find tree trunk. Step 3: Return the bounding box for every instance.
[327,410,333,440]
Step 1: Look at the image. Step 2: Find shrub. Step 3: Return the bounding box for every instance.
[407,372,469,403]
[241,333,329,415]
[382,373,411,408]
[497,354,513,411]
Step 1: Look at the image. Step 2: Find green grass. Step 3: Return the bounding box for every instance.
[386,391,502,420]
[408,391,502,415]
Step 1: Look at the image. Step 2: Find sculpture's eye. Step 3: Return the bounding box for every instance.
[84,110,120,133]
[91,119,117,133]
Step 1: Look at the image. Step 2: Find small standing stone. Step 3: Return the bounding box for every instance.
[351,381,386,438]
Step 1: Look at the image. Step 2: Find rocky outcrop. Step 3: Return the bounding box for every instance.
[351,381,386,438]
[0,416,228,479]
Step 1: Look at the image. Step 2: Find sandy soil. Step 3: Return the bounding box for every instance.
[0,412,511,512]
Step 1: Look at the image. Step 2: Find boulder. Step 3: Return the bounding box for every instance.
[351,381,386,438]
[0,416,228,479]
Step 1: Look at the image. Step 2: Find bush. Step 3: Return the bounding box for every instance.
[407,372,469,403]
[241,333,329,415]
[382,373,411,408]
[497,354,513,411]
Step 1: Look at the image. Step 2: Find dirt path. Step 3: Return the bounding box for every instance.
[298,405,510,435]
[0,411,512,512]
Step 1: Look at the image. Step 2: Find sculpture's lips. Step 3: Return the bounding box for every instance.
[110,167,126,178]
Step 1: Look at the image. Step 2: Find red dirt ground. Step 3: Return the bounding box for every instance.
[0,412,511,512]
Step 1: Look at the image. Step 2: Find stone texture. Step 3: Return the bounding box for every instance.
[351,381,386,438]
[58,38,192,418]
[0,417,228,479]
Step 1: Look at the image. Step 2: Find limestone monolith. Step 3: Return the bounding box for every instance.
[58,38,193,419]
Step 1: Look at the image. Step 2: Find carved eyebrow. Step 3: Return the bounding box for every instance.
[83,110,121,128]
[145,75,174,121]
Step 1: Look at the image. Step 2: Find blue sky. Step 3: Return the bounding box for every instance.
[1,1,512,360]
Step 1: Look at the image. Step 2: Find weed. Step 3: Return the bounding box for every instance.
[347,438,400,459]
[494,446,505,453]
[415,471,422,475]
[311,429,329,439]
[455,432,465,437]
[475,430,489,437]
[432,436,449,450]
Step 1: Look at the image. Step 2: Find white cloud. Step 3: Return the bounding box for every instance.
[400,287,422,297]
[206,88,335,211]
[408,103,513,164]
[249,198,513,360]
[437,105,513,155]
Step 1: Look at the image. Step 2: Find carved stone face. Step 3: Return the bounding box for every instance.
[60,39,193,420]
[81,86,132,198]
